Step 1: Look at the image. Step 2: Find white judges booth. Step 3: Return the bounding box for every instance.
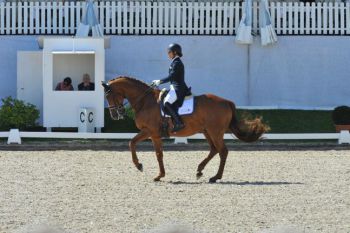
[17,37,107,131]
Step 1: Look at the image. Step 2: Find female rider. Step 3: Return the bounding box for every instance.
[152,43,190,133]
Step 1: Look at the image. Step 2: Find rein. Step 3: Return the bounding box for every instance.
[107,83,156,111]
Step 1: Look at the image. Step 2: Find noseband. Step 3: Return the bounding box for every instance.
[104,88,126,111]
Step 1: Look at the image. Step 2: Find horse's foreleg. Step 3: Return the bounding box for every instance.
[129,130,149,172]
[196,131,217,179]
[151,137,165,182]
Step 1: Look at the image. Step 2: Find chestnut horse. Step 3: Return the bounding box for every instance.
[102,76,268,183]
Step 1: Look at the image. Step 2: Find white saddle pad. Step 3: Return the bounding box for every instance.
[161,96,194,116]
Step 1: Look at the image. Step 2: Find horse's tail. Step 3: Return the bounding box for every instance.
[228,102,269,143]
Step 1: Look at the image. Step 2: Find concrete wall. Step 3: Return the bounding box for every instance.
[1,35,350,110]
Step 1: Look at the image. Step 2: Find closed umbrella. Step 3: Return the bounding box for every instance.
[260,0,278,46]
[76,0,103,37]
[235,0,253,44]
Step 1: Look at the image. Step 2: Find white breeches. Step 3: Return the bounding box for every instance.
[164,85,178,104]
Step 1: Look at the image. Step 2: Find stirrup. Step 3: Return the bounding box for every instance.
[172,123,185,132]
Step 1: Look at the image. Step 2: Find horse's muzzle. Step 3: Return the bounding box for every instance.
[109,106,126,120]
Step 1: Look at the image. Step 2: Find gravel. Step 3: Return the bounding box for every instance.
[0,150,349,233]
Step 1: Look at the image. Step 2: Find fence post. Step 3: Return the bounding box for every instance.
[338,130,350,144]
[174,137,188,144]
[7,129,21,145]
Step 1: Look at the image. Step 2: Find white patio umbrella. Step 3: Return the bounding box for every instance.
[76,0,103,37]
[260,0,278,46]
[236,0,277,46]
[235,0,253,44]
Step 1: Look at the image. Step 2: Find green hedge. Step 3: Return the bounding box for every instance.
[0,97,40,131]
[103,108,335,133]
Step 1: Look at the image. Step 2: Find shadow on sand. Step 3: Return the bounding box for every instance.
[167,180,304,186]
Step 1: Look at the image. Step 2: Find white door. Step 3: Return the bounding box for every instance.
[17,51,43,124]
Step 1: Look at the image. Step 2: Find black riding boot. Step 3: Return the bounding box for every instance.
[164,103,185,132]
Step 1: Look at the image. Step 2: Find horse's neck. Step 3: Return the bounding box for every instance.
[122,82,157,111]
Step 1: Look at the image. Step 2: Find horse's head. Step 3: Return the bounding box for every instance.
[102,81,126,120]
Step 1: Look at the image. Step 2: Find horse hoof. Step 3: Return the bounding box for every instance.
[209,177,217,183]
[153,177,161,182]
[136,163,143,172]
[196,172,203,179]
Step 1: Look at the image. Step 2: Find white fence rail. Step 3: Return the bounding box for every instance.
[1,130,350,145]
[0,1,349,35]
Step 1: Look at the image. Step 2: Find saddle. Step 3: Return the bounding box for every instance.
[158,88,195,138]
[158,87,194,116]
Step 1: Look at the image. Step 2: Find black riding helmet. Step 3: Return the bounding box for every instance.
[167,43,183,57]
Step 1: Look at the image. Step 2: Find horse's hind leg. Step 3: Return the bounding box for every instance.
[129,130,149,172]
[196,131,217,179]
[151,137,165,182]
[208,135,228,183]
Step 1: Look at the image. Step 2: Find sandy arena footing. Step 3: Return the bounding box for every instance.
[0,150,349,233]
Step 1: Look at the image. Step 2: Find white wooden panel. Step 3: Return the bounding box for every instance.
[47,2,52,34]
[223,2,228,34]
[346,3,350,34]
[217,2,222,34]
[11,2,16,34]
[311,3,316,34]
[270,1,276,32]
[181,1,187,35]
[117,1,122,34]
[276,2,281,34]
[340,3,345,35]
[293,2,299,34]
[135,1,140,34]
[64,1,69,34]
[305,2,310,35]
[170,1,175,34]
[323,2,328,34]
[58,2,63,34]
[153,1,158,34]
[99,1,104,34]
[70,1,75,34]
[52,2,57,34]
[317,2,322,34]
[175,1,181,34]
[105,1,110,34]
[17,2,22,34]
[111,1,116,34]
[211,2,216,35]
[187,1,193,35]
[282,2,287,34]
[122,1,128,34]
[0,2,5,34]
[205,2,210,34]
[164,1,169,34]
[147,1,152,34]
[230,2,235,35]
[334,2,339,34]
[129,1,134,34]
[199,2,205,34]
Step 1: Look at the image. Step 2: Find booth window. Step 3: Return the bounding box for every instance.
[52,53,95,91]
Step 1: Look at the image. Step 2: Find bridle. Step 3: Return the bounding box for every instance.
[102,81,156,118]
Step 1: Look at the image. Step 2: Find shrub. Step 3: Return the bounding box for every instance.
[0,97,40,131]
[332,106,350,125]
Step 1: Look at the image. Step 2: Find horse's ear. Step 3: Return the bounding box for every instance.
[101,81,109,90]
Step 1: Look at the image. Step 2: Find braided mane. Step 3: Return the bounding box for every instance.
[108,76,150,90]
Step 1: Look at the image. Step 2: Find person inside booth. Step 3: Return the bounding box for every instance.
[78,74,95,91]
[55,77,74,91]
